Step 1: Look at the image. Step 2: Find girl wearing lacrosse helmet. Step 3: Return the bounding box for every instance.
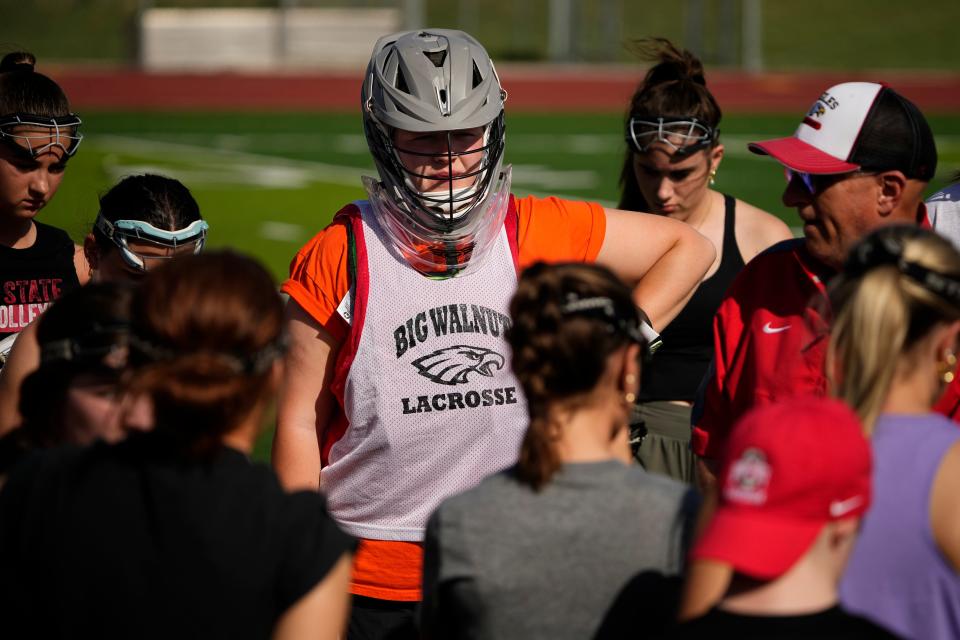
[274,29,714,639]
[619,39,791,485]
[0,51,86,357]
[0,173,208,433]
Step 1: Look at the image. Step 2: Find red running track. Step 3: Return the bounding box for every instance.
[50,65,960,113]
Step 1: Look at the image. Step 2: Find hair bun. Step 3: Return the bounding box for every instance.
[632,37,707,88]
[1,51,37,73]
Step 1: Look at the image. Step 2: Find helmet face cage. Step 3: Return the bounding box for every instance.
[95,216,208,272]
[626,115,718,156]
[367,110,506,230]
[0,113,83,159]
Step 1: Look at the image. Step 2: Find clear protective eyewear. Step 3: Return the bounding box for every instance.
[95,215,209,272]
[0,113,83,158]
[626,115,718,156]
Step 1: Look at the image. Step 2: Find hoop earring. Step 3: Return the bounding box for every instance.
[941,351,957,384]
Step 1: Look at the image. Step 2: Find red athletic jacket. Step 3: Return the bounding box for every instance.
[693,236,960,460]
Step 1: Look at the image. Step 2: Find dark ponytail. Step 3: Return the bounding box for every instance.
[0,51,71,116]
[508,262,644,490]
[618,38,722,211]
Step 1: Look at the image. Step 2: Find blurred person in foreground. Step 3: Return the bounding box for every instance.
[619,38,791,484]
[0,252,354,640]
[273,28,714,638]
[0,173,208,433]
[676,397,898,639]
[0,282,137,479]
[421,262,699,640]
[693,82,939,486]
[830,226,960,640]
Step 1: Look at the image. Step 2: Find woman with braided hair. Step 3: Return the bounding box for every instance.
[0,252,354,639]
[823,226,960,640]
[619,39,792,483]
[421,261,699,640]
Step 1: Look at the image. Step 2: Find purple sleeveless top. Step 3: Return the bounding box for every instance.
[840,413,960,640]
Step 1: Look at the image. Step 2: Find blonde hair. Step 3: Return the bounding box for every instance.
[828,226,960,432]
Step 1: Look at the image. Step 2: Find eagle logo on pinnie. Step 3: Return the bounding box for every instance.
[411,345,505,385]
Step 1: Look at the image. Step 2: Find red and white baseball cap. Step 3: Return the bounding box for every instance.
[749,82,937,179]
[690,397,871,580]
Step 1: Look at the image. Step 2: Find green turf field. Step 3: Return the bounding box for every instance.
[41,110,960,282]
[36,110,960,460]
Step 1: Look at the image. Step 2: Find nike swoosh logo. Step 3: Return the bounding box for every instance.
[762,322,792,334]
[829,495,864,517]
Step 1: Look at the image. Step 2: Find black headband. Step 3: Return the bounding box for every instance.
[129,332,288,376]
[560,294,646,345]
[846,234,960,308]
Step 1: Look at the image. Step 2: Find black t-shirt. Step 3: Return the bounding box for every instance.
[0,433,355,639]
[0,221,80,337]
[672,605,902,639]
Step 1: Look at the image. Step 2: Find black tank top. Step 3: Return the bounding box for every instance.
[640,194,744,402]
[0,222,81,337]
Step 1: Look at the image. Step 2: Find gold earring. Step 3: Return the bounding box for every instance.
[625,391,637,404]
[625,373,636,386]
[942,351,957,384]
[709,169,717,186]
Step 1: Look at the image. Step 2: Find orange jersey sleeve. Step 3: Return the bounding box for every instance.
[281,213,352,343]
[514,195,606,268]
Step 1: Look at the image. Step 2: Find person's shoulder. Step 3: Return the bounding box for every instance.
[927,182,960,206]
[294,207,355,257]
[32,221,72,243]
[435,468,522,519]
[624,465,699,509]
[451,467,520,500]
[514,193,602,218]
[732,197,794,259]
[721,237,804,300]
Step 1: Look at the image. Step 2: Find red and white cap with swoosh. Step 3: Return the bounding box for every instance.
[690,396,872,580]
[748,82,937,179]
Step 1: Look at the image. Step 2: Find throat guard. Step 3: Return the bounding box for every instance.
[363,165,512,277]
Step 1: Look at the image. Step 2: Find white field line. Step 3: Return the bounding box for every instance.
[93,134,607,197]
[95,134,368,186]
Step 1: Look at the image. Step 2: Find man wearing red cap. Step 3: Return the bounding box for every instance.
[693,82,939,480]
[678,398,898,637]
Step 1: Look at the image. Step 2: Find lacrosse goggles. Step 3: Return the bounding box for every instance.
[0,113,83,158]
[626,115,718,156]
[94,215,209,272]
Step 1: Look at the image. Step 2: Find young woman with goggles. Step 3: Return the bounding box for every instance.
[0,51,87,362]
[618,39,792,485]
[0,173,207,434]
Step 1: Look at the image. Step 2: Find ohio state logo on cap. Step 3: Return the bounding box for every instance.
[724,447,771,506]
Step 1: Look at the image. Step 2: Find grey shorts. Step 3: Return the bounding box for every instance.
[630,400,695,485]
